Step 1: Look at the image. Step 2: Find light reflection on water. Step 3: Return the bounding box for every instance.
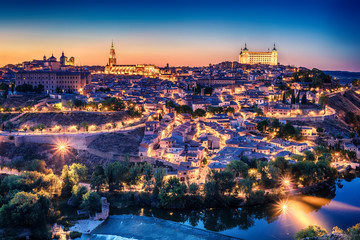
[90,176,360,240]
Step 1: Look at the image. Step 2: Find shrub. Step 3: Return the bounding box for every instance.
[294,225,327,240]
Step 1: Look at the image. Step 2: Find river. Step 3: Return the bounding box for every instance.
[84,176,360,240]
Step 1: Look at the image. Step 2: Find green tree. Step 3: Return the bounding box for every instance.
[319,94,329,113]
[257,120,269,132]
[301,92,307,104]
[159,177,187,208]
[346,223,360,240]
[0,192,51,230]
[61,165,76,197]
[239,177,255,198]
[304,150,316,161]
[188,183,199,194]
[80,192,101,214]
[105,161,128,191]
[81,121,89,132]
[225,160,249,178]
[91,165,107,192]
[142,163,154,190]
[37,124,46,133]
[204,170,235,200]
[295,225,327,240]
[193,108,206,118]
[128,163,142,186]
[69,163,88,183]
[153,168,166,195]
[69,185,88,207]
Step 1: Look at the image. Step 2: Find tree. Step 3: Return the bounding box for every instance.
[291,154,305,162]
[226,160,249,178]
[56,86,62,94]
[257,120,268,132]
[0,192,51,231]
[37,124,46,133]
[105,161,128,191]
[319,94,329,113]
[80,192,101,214]
[295,225,327,240]
[26,159,51,174]
[226,107,235,114]
[346,223,360,239]
[296,92,300,103]
[91,165,107,192]
[301,92,307,104]
[291,94,296,104]
[73,99,86,109]
[193,108,206,118]
[188,183,199,194]
[304,150,316,161]
[239,177,255,198]
[4,121,14,133]
[0,83,9,92]
[142,163,154,190]
[204,170,235,200]
[273,157,289,172]
[158,177,187,208]
[282,93,286,104]
[34,84,44,94]
[61,165,76,197]
[69,185,88,207]
[316,127,324,133]
[128,163,142,186]
[352,79,360,86]
[69,163,88,183]
[81,121,89,132]
[153,168,166,195]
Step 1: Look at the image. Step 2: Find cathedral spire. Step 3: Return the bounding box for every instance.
[109,41,116,67]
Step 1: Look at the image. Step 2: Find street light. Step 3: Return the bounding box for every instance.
[54,140,70,166]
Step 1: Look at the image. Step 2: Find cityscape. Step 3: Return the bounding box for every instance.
[0,1,360,240]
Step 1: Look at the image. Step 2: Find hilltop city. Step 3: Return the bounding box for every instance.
[0,42,360,239]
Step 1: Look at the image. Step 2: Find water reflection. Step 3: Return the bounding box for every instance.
[110,176,360,239]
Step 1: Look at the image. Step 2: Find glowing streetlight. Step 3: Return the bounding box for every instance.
[280,175,293,190]
[53,140,70,166]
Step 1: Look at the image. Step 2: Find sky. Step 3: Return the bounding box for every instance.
[0,0,359,71]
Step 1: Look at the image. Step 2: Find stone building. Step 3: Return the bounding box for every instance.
[15,70,91,93]
[239,44,278,65]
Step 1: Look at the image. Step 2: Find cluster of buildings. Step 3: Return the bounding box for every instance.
[0,42,348,183]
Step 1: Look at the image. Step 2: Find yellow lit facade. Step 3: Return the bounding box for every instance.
[239,44,278,65]
[104,42,160,76]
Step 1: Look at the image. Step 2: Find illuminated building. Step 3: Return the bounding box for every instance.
[59,52,75,66]
[239,44,278,65]
[109,41,116,67]
[23,53,75,71]
[15,70,91,93]
[104,42,160,76]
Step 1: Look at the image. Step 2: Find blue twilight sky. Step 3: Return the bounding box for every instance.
[0,0,359,71]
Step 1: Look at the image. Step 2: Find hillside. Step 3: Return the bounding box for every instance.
[328,90,360,120]
[88,127,144,157]
[11,111,130,127]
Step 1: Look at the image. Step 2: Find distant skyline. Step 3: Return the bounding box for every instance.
[0,0,359,71]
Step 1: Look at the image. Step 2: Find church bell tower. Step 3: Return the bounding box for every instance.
[109,41,116,67]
